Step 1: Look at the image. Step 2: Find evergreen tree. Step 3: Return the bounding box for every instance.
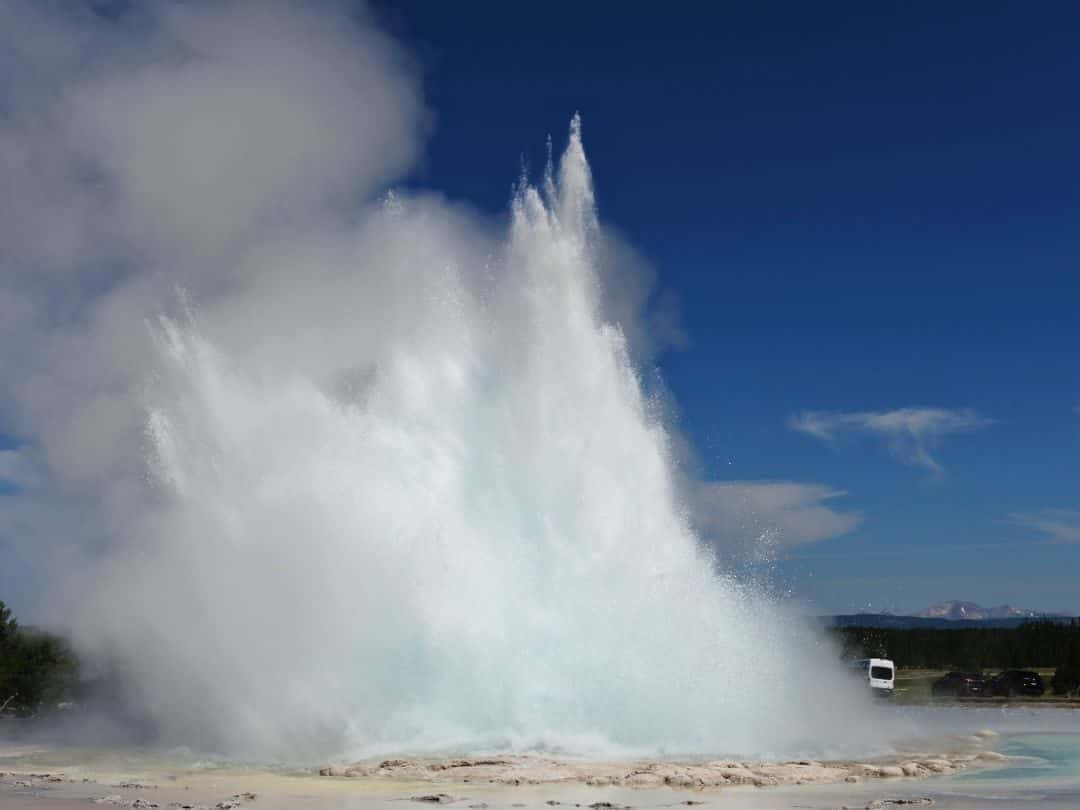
[832,619,1080,672]
[0,600,17,647]
[0,600,78,716]
[1051,621,1080,696]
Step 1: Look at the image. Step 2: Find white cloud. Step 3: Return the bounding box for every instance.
[789,407,993,474]
[689,481,861,561]
[1010,510,1080,544]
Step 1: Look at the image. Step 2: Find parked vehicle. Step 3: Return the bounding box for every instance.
[849,657,895,695]
[931,671,986,698]
[985,670,1045,697]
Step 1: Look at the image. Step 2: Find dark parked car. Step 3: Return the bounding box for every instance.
[931,671,986,698]
[985,670,1045,697]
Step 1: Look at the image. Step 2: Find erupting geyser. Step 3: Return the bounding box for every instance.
[76,120,875,761]
[0,0,882,763]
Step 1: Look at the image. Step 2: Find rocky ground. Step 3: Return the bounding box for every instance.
[316,730,1005,790]
[0,731,1013,810]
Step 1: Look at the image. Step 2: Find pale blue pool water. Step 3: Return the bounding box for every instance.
[956,732,1080,785]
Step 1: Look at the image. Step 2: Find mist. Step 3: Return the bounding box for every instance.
[0,1,882,762]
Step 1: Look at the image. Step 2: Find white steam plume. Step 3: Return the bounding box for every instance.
[1,1,883,761]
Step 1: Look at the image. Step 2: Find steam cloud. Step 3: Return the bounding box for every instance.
[1,1,881,761]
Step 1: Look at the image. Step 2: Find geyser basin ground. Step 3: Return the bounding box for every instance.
[4,710,1080,810]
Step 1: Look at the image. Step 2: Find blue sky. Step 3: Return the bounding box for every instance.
[1,1,1077,618]
[369,0,1080,613]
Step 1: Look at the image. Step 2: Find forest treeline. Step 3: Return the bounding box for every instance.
[832,619,1080,694]
[0,600,77,717]
[4,599,1080,718]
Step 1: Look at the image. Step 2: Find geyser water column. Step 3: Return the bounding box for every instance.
[70,118,877,762]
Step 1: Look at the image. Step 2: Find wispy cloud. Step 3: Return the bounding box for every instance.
[689,481,861,561]
[1010,510,1080,544]
[789,407,993,474]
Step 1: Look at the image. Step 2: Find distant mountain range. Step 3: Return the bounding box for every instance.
[914,600,1068,621]
[824,600,1075,629]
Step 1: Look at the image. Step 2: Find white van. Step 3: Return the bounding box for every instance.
[849,657,895,695]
